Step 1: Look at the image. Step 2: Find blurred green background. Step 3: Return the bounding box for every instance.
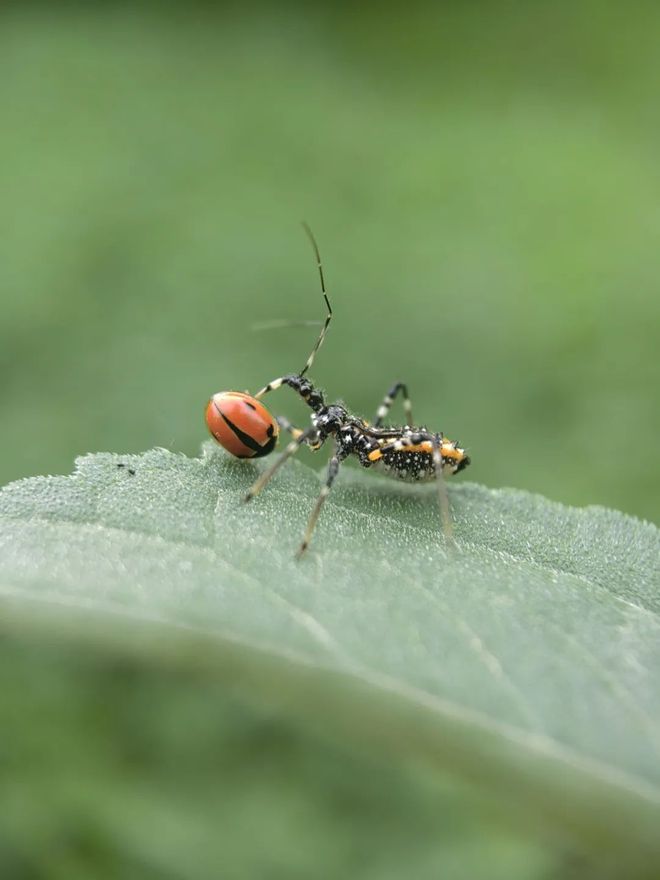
[2,5,659,877]
[1,0,659,525]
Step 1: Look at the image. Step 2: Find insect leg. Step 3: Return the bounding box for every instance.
[244,426,320,502]
[431,434,454,541]
[297,446,343,558]
[369,431,455,539]
[374,381,413,427]
[276,414,306,441]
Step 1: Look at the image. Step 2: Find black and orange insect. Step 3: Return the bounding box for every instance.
[206,225,470,556]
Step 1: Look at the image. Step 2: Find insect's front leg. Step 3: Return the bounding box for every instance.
[276,414,306,441]
[244,425,321,502]
[276,414,325,452]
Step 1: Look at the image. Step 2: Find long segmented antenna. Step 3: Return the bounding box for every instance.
[300,222,332,377]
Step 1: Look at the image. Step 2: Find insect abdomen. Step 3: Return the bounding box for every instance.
[373,450,437,482]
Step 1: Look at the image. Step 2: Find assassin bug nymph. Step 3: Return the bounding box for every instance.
[206,225,470,557]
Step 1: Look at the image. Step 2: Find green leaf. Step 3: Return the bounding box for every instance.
[0,443,659,877]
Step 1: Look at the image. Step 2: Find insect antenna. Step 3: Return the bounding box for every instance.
[299,222,333,377]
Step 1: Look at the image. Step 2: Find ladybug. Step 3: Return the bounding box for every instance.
[205,391,279,459]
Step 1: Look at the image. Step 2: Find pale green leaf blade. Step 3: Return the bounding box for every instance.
[0,444,659,873]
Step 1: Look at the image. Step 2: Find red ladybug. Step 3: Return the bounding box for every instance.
[205,391,279,459]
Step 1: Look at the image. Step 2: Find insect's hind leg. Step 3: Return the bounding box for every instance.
[374,430,454,542]
[431,435,454,542]
[374,381,413,427]
[297,446,344,558]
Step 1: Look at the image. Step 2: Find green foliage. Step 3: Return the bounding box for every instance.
[0,445,658,877]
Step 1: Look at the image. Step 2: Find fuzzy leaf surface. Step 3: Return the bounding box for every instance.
[0,444,659,874]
